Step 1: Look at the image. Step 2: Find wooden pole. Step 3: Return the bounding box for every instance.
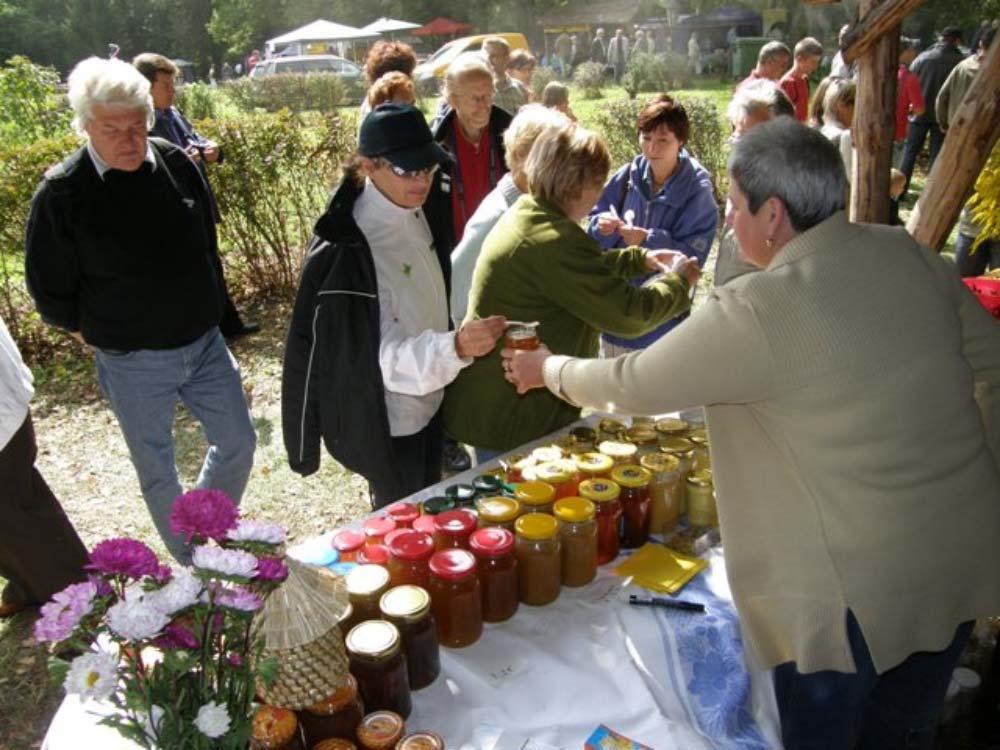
[907,38,1000,249]
[850,0,899,224]
[841,0,922,64]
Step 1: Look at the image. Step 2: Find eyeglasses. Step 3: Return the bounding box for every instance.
[376,159,439,181]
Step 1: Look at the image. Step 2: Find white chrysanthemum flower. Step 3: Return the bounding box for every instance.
[192,545,258,579]
[107,596,171,641]
[64,651,118,701]
[226,519,285,545]
[193,700,231,738]
[149,568,204,616]
[139,704,165,743]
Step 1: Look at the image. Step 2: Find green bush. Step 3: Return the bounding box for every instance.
[573,62,607,100]
[530,66,558,100]
[173,82,246,121]
[0,56,71,146]
[621,52,689,100]
[221,73,358,113]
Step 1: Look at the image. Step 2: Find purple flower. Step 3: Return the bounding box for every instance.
[157,621,200,650]
[87,539,159,579]
[88,574,114,598]
[152,565,173,585]
[169,489,239,544]
[227,652,243,667]
[216,586,263,613]
[34,581,98,643]
[254,557,289,583]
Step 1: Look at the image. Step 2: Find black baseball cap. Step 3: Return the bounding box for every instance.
[359,103,452,171]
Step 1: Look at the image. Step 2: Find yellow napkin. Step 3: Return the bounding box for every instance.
[614,543,707,595]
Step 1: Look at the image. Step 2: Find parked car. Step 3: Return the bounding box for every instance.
[413,33,529,94]
[250,54,363,82]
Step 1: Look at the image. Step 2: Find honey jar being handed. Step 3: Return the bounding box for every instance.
[504,321,540,350]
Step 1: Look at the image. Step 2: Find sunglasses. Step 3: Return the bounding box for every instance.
[376,159,440,181]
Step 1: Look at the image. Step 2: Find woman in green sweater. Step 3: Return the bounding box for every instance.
[444,125,698,459]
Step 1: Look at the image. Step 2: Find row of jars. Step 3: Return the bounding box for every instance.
[252,702,442,750]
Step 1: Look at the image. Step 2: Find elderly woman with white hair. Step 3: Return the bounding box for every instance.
[503,118,1000,747]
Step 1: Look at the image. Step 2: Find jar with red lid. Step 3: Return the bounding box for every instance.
[468,527,518,623]
[611,465,652,549]
[358,544,390,566]
[396,731,446,750]
[252,705,304,749]
[363,517,397,547]
[385,502,420,529]
[386,531,434,588]
[379,585,440,690]
[334,529,366,563]
[383,528,409,549]
[356,711,405,750]
[346,621,411,718]
[411,515,436,535]
[578,478,622,565]
[346,565,391,623]
[297,674,364,748]
[427,549,483,647]
[432,509,477,550]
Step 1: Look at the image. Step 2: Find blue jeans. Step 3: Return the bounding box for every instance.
[899,120,945,195]
[773,611,973,750]
[474,447,505,466]
[95,328,256,563]
[955,232,1000,277]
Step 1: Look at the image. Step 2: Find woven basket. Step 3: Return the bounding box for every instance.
[256,559,351,709]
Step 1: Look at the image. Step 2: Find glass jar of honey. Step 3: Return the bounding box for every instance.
[475,496,520,532]
[658,436,696,514]
[252,705,304,750]
[385,502,420,529]
[640,453,682,535]
[334,529,366,563]
[504,321,539,350]
[427,549,483,647]
[472,473,504,498]
[598,417,626,442]
[421,497,455,516]
[356,711,405,750]
[345,621,411,719]
[623,425,659,456]
[514,481,555,515]
[574,452,614,481]
[363,517,397,547]
[514,513,562,606]
[468,527,519,623]
[386,531,435,589]
[654,417,689,437]
[553,497,597,587]
[297,674,364,748]
[578,478,622,565]
[611,465,652,549]
[688,428,711,471]
[396,731,446,750]
[338,602,357,638]
[686,469,718,528]
[432,509,477,550]
[357,545,389,566]
[532,461,578,500]
[313,739,357,750]
[500,453,531,483]
[569,426,597,454]
[531,445,564,464]
[379,585,440,690]
[346,564,391,623]
[411,515,436,536]
[598,440,638,467]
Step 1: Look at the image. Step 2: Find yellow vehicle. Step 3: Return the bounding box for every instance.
[413,32,529,93]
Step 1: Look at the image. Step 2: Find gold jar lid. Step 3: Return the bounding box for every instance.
[611,465,653,488]
[688,427,709,445]
[379,584,431,622]
[476,495,521,523]
[640,452,681,475]
[578,478,621,502]
[532,445,564,463]
[598,417,626,436]
[553,435,577,454]
[655,417,689,435]
[659,436,695,457]
[346,564,390,597]
[345,619,401,659]
[553,497,596,523]
[396,731,445,750]
[570,426,598,444]
[686,468,714,487]
[515,480,556,506]
[598,440,638,459]
[575,452,614,475]
[624,425,658,445]
[631,416,655,426]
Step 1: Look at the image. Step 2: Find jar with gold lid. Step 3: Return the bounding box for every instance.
[297,674,364,748]
[553,497,598,587]
[578,478,622,565]
[640,453,682,535]
[598,439,638,467]
[514,480,555,515]
[688,428,711,471]
[252,705,304,749]
[346,621,411,718]
[532,461,579,500]
[346,564,391,623]
[623,425,659,455]
[515,513,561,605]
[611,465,653,549]
[659,436,696,513]
[427,549,482,647]
[469,527,519,623]
[379,585,440,690]
[396,731,446,750]
[655,417,689,437]
[598,417,626,442]
[475,496,520,531]
[356,711,405,750]
[686,469,718,527]
[575,451,614,481]
[569,425,597,453]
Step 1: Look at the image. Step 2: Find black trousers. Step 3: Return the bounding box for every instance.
[0,414,88,606]
[368,411,444,510]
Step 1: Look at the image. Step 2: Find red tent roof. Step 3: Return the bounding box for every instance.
[412,17,473,36]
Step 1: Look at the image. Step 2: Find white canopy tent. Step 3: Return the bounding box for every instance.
[361,17,421,36]
[264,19,380,58]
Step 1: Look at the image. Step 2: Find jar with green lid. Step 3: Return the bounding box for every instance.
[623,425,659,455]
[578,478,622,565]
[611,465,652,549]
[379,585,440,689]
[553,497,598,587]
[514,480,556,515]
[421,496,455,516]
[472,473,504,498]
[475,496,520,531]
[640,453,682,535]
[598,417,626,442]
[686,469,718,527]
[575,451,614,481]
[688,428,711,471]
[345,621,411,718]
[514,513,562,605]
[533,461,579,500]
[598,439,638,467]
[655,417,689,437]
[659,436,696,514]
[444,483,476,508]
[346,564,391,623]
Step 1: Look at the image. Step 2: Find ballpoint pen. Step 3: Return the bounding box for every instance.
[628,594,705,613]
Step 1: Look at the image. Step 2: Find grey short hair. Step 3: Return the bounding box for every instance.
[728,118,846,233]
[502,103,571,175]
[67,56,154,135]
[443,53,494,99]
[726,80,795,124]
[541,80,570,107]
[757,41,791,65]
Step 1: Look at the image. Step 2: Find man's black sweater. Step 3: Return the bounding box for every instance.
[25,139,224,351]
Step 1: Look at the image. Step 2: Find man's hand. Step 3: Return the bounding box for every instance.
[646,250,701,286]
[201,141,220,163]
[619,225,649,247]
[455,315,506,359]
[501,344,552,395]
[184,145,203,163]
[596,213,623,236]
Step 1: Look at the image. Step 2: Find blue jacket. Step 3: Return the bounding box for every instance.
[586,152,718,348]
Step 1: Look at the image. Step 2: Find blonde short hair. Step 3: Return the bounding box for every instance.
[524,125,610,208]
[443,53,494,100]
[67,56,154,135]
[503,104,572,177]
[823,77,856,124]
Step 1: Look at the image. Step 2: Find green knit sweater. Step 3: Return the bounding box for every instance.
[444,194,690,450]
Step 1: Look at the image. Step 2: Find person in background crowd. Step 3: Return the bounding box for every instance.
[222,61,233,80]
[450,105,571,324]
[607,28,630,83]
[898,26,965,195]
[0,313,88,619]
[808,75,835,127]
[894,38,925,164]
[133,52,259,340]
[483,37,528,116]
[829,24,855,79]
[366,71,416,109]
[444,125,698,462]
[208,64,217,86]
[970,19,992,51]
[246,49,260,73]
[541,81,577,121]
[591,28,607,63]
[282,104,505,507]
[571,34,586,68]
[507,49,537,98]
[779,37,823,122]
[820,77,856,184]
[503,118,1000,749]
[359,40,418,121]
[737,41,791,89]
[587,94,718,356]
[938,27,999,277]
[687,32,702,76]
[26,57,256,563]
[715,80,795,287]
[555,32,572,72]
[631,29,647,60]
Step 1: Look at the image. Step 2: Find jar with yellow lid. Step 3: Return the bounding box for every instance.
[396,731,446,750]
[611,465,653,549]
[598,439,638,467]
[297,674,364,748]
[553,497,598,587]
[356,711,405,750]
[688,428,711,471]
[533,461,579,500]
[575,452,613,481]
[686,469,718,527]
[514,513,562,605]
[578,478,621,565]
[598,417,626,442]
[659,436,696,513]
[475,496,520,531]
[623,425,659,456]
[252,705,304,749]
[346,564,391,623]
[654,417,689,437]
[640,453,682,535]
[345,621,411,718]
[514,481,556,515]
[379,585,440,690]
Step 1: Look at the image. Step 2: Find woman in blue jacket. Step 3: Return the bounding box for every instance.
[587,94,719,355]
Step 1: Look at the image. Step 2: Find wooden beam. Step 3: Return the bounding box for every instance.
[841,0,922,65]
[851,14,898,223]
[907,38,1000,249]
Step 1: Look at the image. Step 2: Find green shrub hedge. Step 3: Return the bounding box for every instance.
[221,73,359,113]
[573,62,607,100]
[621,52,690,99]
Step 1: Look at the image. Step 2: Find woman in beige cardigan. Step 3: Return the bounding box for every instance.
[503,118,1000,749]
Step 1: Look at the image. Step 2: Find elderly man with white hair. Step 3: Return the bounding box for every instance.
[25,57,256,563]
